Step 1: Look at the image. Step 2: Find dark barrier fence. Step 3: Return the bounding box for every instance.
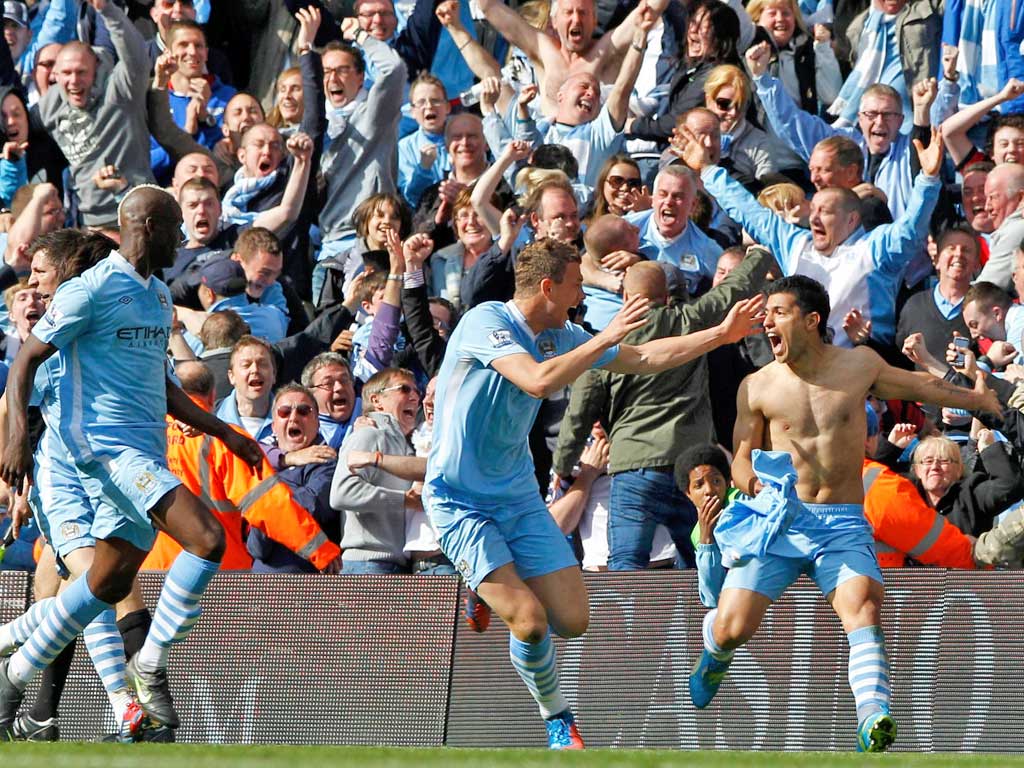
[2,569,1023,751]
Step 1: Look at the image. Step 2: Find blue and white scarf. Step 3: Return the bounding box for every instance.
[827,9,893,127]
[956,0,1000,108]
[220,166,282,226]
[326,89,368,141]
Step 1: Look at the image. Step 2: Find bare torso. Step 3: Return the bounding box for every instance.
[746,347,882,505]
[536,35,615,117]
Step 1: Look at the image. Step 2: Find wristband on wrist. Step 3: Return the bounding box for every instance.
[373,450,383,468]
[386,273,403,281]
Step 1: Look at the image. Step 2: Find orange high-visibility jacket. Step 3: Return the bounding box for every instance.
[862,459,975,569]
[142,419,341,571]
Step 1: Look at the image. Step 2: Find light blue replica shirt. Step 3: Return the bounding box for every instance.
[209,294,288,343]
[397,127,450,207]
[32,251,173,458]
[539,107,624,188]
[426,300,618,503]
[625,209,721,296]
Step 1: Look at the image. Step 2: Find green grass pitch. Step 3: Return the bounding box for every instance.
[7,745,1024,767]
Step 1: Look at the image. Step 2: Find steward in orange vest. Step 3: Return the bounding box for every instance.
[862,459,976,569]
[142,363,341,571]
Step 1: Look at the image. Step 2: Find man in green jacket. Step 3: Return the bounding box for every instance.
[552,245,774,569]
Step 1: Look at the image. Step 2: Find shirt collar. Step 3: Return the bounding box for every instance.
[932,282,964,320]
[506,299,539,343]
[107,250,151,288]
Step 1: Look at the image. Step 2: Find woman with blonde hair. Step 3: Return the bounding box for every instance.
[266,67,304,135]
[912,433,1023,537]
[703,64,802,189]
[744,0,841,113]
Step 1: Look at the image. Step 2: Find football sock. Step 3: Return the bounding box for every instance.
[83,609,133,720]
[7,574,110,690]
[0,597,55,651]
[509,630,569,719]
[28,637,76,722]
[135,551,218,672]
[703,609,734,662]
[117,609,152,662]
[847,625,890,722]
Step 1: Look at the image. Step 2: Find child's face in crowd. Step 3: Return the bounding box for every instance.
[686,464,728,508]
[410,82,449,134]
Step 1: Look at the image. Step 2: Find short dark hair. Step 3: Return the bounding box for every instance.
[965,281,1012,312]
[199,309,249,349]
[935,223,980,262]
[27,229,113,286]
[176,360,215,398]
[323,41,365,75]
[514,237,581,296]
[765,275,831,341]
[816,135,865,177]
[532,144,579,181]
[674,443,731,495]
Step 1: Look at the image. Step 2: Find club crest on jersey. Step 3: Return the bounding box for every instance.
[538,339,556,358]
[488,330,513,348]
[157,293,169,308]
[60,522,81,541]
[134,471,156,494]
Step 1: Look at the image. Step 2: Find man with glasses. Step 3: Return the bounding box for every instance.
[745,40,938,220]
[248,384,344,573]
[300,352,363,451]
[315,31,406,290]
[331,367,422,575]
[398,73,452,207]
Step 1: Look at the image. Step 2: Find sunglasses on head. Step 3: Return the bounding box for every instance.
[276,403,314,418]
[714,97,737,112]
[607,175,642,190]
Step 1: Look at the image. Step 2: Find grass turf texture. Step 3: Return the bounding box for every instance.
[5,745,1024,767]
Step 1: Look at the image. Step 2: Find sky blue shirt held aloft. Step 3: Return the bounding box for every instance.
[426,300,619,504]
[32,251,173,459]
[625,209,721,297]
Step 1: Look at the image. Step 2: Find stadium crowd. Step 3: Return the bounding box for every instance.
[0,0,1021,595]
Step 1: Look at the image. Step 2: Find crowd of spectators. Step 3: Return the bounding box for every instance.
[1,0,1024,577]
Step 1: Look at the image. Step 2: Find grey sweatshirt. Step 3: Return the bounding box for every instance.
[318,36,406,242]
[331,411,413,564]
[39,2,154,226]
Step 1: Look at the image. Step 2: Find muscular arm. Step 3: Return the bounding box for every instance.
[0,335,56,490]
[476,0,548,63]
[491,337,618,400]
[604,324,728,374]
[604,293,764,374]
[165,380,263,469]
[731,374,766,497]
[871,353,1002,415]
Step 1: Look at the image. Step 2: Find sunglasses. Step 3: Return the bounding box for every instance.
[276,403,314,418]
[378,383,418,396]
[714,97,737,112]
[607,175,642,190]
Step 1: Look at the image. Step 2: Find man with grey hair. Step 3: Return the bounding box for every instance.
[625,163,722,298]
[300,352,363,449]
[975,164,1024,290]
